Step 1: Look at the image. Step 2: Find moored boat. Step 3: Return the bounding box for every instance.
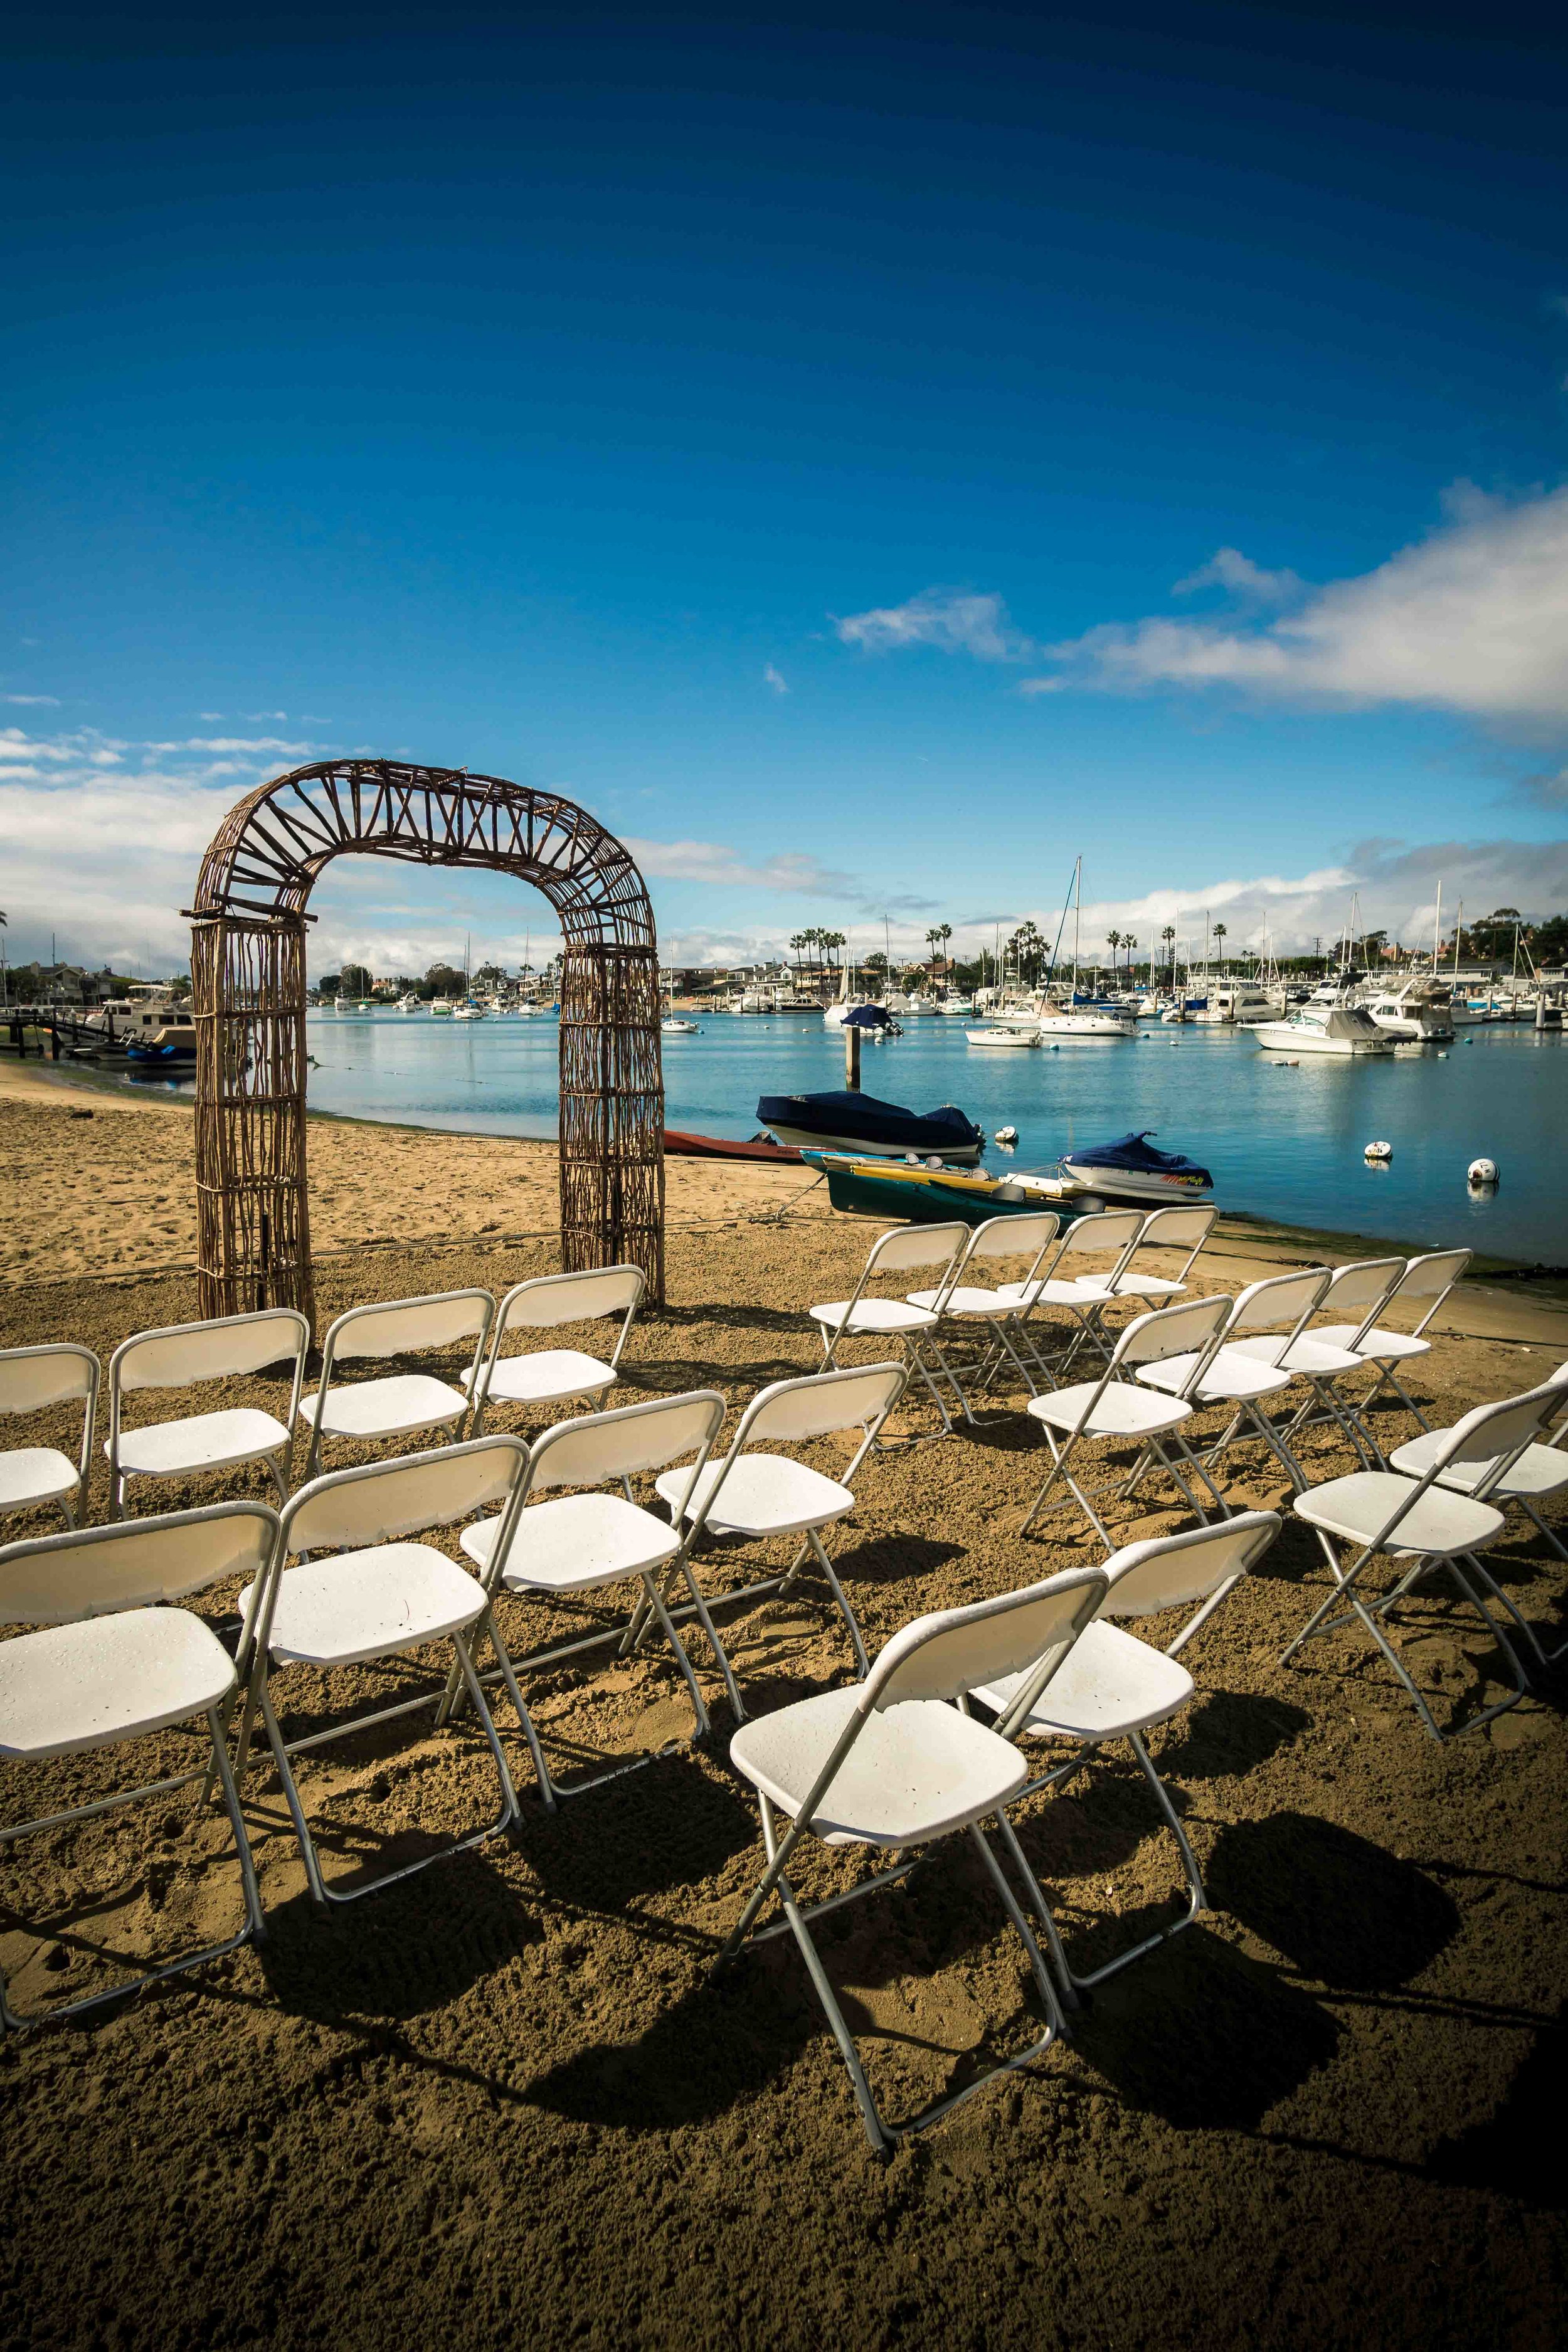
[758,1088,985,1163]
[1057,1130,1214,1203]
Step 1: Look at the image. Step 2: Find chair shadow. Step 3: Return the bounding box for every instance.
[1072,1924,1343,2131]
[519,1751,761,1914]
[258,1851,541,2023]
[1205,1811,1462,1991]
[831,1532,964,1593]
[1422,2001,1566,2205]
[1155,1688,1312,1781]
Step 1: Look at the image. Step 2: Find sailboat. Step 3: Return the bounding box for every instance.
[1036,861,1136,1036]
[453,932,487,1019]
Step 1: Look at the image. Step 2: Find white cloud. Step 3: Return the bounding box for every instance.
[2,692,60,706]
[763,663,788,695]
[142,736,314,756]
[1172,548,1303,603]
[834,588,1033,663]
[1031,482,1568,723]
[624,837,861,896]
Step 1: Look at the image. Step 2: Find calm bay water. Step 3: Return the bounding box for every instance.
[273,1009,1566,1263]
[109,1007,1564,1261]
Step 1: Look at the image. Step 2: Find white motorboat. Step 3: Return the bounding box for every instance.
[452,999,487,1021]
[661,1017,701,1034]
[1196,984,1275,1027]
[1037,1000,1137,1038]
[1057,1130,1214,1204]
[428,998,453,1017]
[1251,990,1392,1056]
[965,1025,1040,1047]
[398,993,423,1013]
[1361,978,1454,1042]
[938,992,975,1015]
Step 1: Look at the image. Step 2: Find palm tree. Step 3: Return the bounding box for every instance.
[1160,924,1176,988]
[1123,935,1138,985]
[937,921,953,970]
[1213,921,1227,978]
[1105,928,1121,984]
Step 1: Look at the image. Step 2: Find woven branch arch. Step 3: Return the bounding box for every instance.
[189,760,665,1326]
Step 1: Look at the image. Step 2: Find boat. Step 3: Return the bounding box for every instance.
[1360,978,1454,1042]
[74,996,197,1059]
[1037,998,1138,1038]
[452,1000,487,1021]
[805,1155,1091,1228]
[1159,998,1208,1025]
[1251,983,1393,1056]
[1057,1130,1213,1204]
[736,982,824,1014]
[661,1017,701,1034]
[398,993,423,1013]
[1196,984,1274,1027]
[664,1129,803,1163]
[429,998,454,1018]
[965,1024,1040,1047]
[757,1088,985,1163]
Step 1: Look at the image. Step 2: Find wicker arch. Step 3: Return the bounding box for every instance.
[189,759,664,1326]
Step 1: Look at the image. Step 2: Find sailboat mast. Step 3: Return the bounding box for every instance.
[1073,856,1081,999]
[1431,882,1441,978]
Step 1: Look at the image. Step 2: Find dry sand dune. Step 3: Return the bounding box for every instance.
[1,1072,1565,2349]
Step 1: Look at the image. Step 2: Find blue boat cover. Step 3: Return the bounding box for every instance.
[1062,1130,1214,1187]
[842,1004,899,1029]
[757,1089,983,1154]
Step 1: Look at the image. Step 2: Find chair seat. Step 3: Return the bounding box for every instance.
[654,1454,855,1535]
[729,1686,1025,1848]
[1391,1431,1568,1501]
[1293,1472,1505,1555]
[299,1374,470,1440]
[809,1300,937,1335]
[461,1491,680,1593]
[240,1542,485,1668]
[0,1446,80,1512]
[1138,1346,1291,1402]
[972,1619,1194,1742]
[905,1284,1012,1318]
[0,1609,236,1760]
[1227,1333,1364,1377]
[1027,1382,1192,1438]
[995,1279,1105,1310]
[112,1408,290,1479]
[464,1349,617,1407]
[1315,1323,1431,1362]
[1103,1273,1186,1300]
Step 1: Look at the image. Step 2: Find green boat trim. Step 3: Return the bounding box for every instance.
[818,1162,1093,1228]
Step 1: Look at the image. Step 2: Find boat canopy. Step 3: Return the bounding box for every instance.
[757,1089,983,1157]
[841,1004,899,1029]
[1061,1131,1214,1189]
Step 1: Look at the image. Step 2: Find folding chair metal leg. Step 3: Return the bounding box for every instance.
[719,1793,1068,2160]
[0,1705,264,2035]
[806,1527,871,1677]
[254,1632,519,1905]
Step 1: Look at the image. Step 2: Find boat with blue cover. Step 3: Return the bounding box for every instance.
[1057,1131,1214,1203]
[757,1089,985,1163]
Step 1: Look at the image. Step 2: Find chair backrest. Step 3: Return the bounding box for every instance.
[1052,1209,1143,1261]
[525,1390,727,1495]
[734,1363,908,1449]
[1133,1205,1216,1253]
[866,1562,1108,1715]
[0,1342,98,1416]
[1113,1292,1232,1370]
[282,1434,529,1556]
[323,1290,494,1363]
[964,1210,1060,1264]
[495,1265,644,1337]
[111,1308,309,1394]
[864,1221,970,1278]
[1100,1511,1281,1617]
[1383,1248,1471,1333]
[1226,1267,1332,1336]
[1313,1255,1404,1330]
[0,1500,278,1627]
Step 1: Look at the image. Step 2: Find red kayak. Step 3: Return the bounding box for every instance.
[664,1128,803,1164]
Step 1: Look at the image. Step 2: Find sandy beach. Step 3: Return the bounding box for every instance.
[2,1066,1565,2349]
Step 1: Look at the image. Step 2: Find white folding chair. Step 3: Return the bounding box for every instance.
[967,1513,1281,1992]
[0,1502,272,2028]
[1136,1268,1334,1493]
[465,1264,644,1433]
[1391,1362,1568,1668]
[1225,1255,1406,1472]
[990,1209,1145,1383]
[903,1211,1062,1417]
[717,1562,1108,2158]
[1020,1294,1235,1552]
[458,1391,728,1806]
[298,1289,495,1478]
[650,1362,909,1709]
[1313,1248,1471,1440]
[0,1343,99,1530]
[1086,1204,1217,1306]
[231,1438,526,1904]
[809,1222,970,1434]
[1283,1384,1568,1740]
[105,1309,309,1518]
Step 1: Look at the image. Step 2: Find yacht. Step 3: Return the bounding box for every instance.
[1197,983,1275,1027]
[965,1023,1040,1048]
[398,993,423,1013]
[428,998,455,1018]
[1251,981,1393,1056]
[78,996,198,1060]
[453,999,487,1021]
[1037,993,1137,1039]
[1361,977,1454,1042]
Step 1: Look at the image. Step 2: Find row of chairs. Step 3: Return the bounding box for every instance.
[0,1265,647,1529]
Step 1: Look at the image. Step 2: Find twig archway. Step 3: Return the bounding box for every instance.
[189,760,664,1327]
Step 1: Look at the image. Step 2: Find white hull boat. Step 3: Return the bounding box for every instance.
[965,1025,1040,1047]
[1252,1000,1392,1055]
[1037,1008,1137,1038]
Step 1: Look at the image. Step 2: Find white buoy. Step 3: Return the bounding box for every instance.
[1468,1157,1498,1187]
[1364,1140,1393,1163]
[993,1125,1019,1145]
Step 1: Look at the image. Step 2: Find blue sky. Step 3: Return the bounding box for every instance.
[3,4,1566,978]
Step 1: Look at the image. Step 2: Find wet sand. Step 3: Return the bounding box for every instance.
[1,1064,1565,2349]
